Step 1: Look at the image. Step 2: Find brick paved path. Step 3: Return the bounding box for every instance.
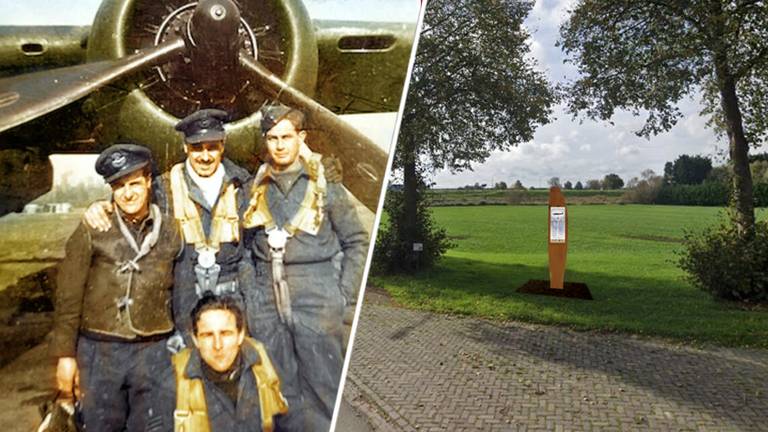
[341,303,768,432]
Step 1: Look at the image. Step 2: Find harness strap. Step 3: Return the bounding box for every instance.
[172,349,210,432]
[170,163,240,248]
[242,154,326,235]
[246,338,289,432]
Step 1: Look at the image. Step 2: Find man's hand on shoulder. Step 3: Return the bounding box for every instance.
[321,155,343,184]
[83,200,114,232]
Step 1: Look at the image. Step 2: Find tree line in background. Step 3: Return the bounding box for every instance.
[32,174,109,208]
[624,153,768,207]
[458,174,626,191]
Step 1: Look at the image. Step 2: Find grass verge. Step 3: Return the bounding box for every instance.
[372,205,768,348]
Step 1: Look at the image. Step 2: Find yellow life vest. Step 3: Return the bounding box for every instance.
[170,163,240,250]
[171,338,289,432]
[242,153,327,236]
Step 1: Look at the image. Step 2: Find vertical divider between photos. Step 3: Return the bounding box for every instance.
[329,0,432,429]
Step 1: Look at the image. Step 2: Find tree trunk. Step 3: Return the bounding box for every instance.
[715,64,755,238]
[401,137,420,272]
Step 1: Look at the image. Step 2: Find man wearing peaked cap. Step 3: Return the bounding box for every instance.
[166,108,254,347]
[83,107,346,431]
[86,109,252,344]
[241,103,369,430]
[174,108,228,143]
[95,143,152,183]
[52,142,181,431]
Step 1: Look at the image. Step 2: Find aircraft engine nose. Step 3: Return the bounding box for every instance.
[112,0,317,121]
[188,0,242,63]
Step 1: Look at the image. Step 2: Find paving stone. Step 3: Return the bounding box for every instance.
[341,303,768,431]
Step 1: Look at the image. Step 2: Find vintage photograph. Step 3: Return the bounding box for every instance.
[0,0,420,430]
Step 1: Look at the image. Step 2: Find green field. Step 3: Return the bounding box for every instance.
[373,205,768,348]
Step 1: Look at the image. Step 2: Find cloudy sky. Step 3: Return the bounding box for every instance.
[430,0,763,189]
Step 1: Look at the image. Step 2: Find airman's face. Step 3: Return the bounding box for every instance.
[193,309,244,372]
[265,119,305,171]
[111,170,151,220]
[185,140,225,177]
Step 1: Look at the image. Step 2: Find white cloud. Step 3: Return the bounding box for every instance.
[617,145,640,157]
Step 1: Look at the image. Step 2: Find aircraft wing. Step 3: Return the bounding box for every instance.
[0,20,415,112]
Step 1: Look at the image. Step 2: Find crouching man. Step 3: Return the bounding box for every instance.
[169,294,288,431]
[50,143,180,431]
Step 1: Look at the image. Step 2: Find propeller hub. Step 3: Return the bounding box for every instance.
[211,5,227,20]
[189,0,241,47]
[126,0,292,120]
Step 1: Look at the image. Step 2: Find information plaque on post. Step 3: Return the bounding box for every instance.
[516,185,592,300]
[548,187,567,289]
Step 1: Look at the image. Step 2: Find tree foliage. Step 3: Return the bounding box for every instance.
[602,173,624,189]
[559,0,768,236]
[623,169,664,203]
[377,0,556,274]
[373,182,454,274]
[395,0,556,174]
[679,219,768,303]
[586,179,602,190]
[664,154,714,185]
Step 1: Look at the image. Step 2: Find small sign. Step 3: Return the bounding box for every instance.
[550,207,566,243]
[413,242,424,252]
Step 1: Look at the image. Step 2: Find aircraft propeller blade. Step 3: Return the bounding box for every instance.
[240,52,389,212]
[0,37,186,134]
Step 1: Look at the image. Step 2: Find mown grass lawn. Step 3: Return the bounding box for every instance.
[0,212,82,292]
[372,205,768,348]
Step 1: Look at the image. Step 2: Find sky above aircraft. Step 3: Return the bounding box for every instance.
[0,0,421,25]
[0,0,422,190]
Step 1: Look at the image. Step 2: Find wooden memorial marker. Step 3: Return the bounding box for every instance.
[516,187,591,299]
[548,187,567,289]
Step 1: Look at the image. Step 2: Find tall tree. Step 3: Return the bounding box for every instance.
[560,0,768,237]
[665,154,714,185]
[383,0,556,272]
[603,173,625,189]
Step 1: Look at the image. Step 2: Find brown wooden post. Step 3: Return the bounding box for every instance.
[548,187,567,289]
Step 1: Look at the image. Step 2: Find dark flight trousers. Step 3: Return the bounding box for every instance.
[248,260,345,432]
[75,335,168,432]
